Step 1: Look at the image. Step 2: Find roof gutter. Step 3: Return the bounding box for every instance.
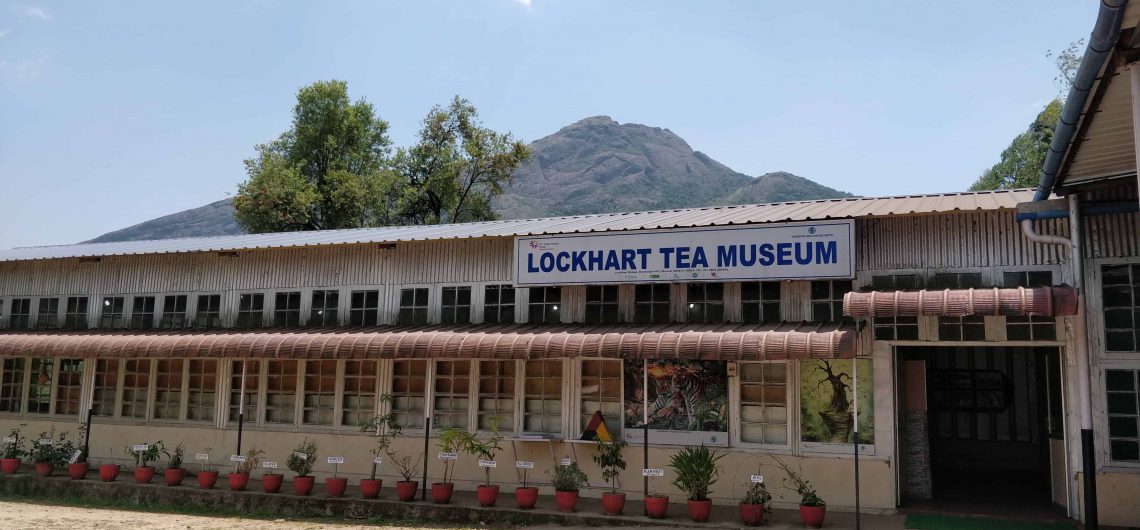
[1034,0,1128,202]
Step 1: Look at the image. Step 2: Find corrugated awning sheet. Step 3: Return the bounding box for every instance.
[0,322,856,360]
[843,286,1078,318]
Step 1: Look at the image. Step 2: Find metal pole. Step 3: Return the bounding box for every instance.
[236,360,247,456]
[422,416,431,501]
[83,407,93,463]
[1067,194,1097,529]
[643,359,649,513]
[853,358,861,530]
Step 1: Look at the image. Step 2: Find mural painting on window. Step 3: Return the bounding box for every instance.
[622,359,728,446]
[800,359,874,449]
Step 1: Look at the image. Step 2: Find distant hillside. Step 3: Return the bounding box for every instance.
[85,116,853,242]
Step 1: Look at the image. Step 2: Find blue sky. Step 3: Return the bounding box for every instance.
[0,0,1094,248]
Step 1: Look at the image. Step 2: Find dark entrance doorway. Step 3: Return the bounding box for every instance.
[898,346,1066,520]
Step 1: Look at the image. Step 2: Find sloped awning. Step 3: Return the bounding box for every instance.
[843,286,1078,318]
[0,322,856,361]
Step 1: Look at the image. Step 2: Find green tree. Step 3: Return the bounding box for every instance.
[969,40,1082,191]
[395,96,531,224]
[234,80,396,232]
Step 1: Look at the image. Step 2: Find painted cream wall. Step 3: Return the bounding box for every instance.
[1076,471,1140,527]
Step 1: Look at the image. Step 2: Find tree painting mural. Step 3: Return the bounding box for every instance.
[800,359,874,444]
[623,360,728,432]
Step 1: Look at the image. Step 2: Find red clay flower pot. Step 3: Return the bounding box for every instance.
[555,490,579,513]
[228,472,250,491]
[99,464,120,482]
[262,473,283,493]
[164,468,186,487]
[68,462,88,480]
[34,462,53,477]
[1,458,21,474]
[602,492,626,515]
[326,477,348,497]
[359,478,382,499]
[645,495,669,519]
[800,504,826,529]
[515,486,539,509]
[431,482,454,504]
[739,503,765,526]
[293,475,315,496]
[476,484,499,507]
[197,470,218,489]
[687,499,712,522]
[395,480,418,502]
[134,466,156,484]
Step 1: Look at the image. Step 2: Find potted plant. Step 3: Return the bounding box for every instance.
[550,459,588,513]
[262,462,284,494]
[164,443,186,486]
[432,428,464,504]
[286,439,317,495]
[126,440,168,484]
[359,397,400,499]
[644,472,669,519]
[592,438,628,515]
[669,444,724,522]
[197,447,218,489]
[326,457,348,498]
[2,424,27,474]
[515,461,538,510]
[773,456,826,529]
[229,448,264,491]
[460,418,504,507]
[389,451,421,502]
[67,425,89,480]
[739,472,772,526]
[31,428,73,477]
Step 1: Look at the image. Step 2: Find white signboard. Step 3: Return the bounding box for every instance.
[515,461,534,469]
[438,452,458,461]
[559,457,572,466]
[195,453,210,461]
[642,468,664,477]
[514,221,855,286]
[751,475,764,484]
[262,461,278,469]
[478,460,497,468]
[230,455,246,463]
[372,457,383,465]
[292,452,308,460]
[2,436,16,444]
[37,439,52,446]
[68,449,83,464]
[132,444,149,452]
[327,456,344,465]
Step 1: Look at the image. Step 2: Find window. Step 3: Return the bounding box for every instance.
[302,360,337,425]
[391,360,426,429]
[194,294,221,329]
[938,316,986,341]
[932,272,983,290]
[478,360,515,432]
[153,360,183,420]
[9,299,31,329]
[91,360,119,417]
[528,287,561,324]
[585,286,620,324]
[635,284,671,323]
[1103,264,1140,352]
[342,360,377,427]
[739,362,789,445]
[1106,369,1140,462]
[99,297,125,328]
[484,285,515,324]
[523,359,562,434]
[349,290,380,327]
[159,295,188,329]
[741,282,781,323]
[273,292,302,327]
[687,283,724,323]
[228,360,259,423]
[875,316,920,340]
[26,358,53,414]
[35,298,59,329]
[1004,271,1056,341]
[55,359,83,416]
[440,287,471,324]
[810,281,851,322]
[64,297,88,330]
[236,293,265,328]
[398,288,430,325]
[264,360,298,424]
[434,360,471,429]
[121,359,151,419]
[0,358,26,412]
[131,296,155,329]
[187,359,217,422]
[871,274,923,291]
[310,290,339,327]
[580,359,622,436]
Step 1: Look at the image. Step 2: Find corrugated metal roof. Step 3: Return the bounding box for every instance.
[0,188,1036,262]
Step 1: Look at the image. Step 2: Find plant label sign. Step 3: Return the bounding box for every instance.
[372,457,383,465]
[560,457,572,466]
[230,455,246,463]
[515,461,534,469]
[68,449,82,464]
[438,452,457,461]
[478,460,496,468]
[327,456,344,465]
[2,436,15,444]
[262,461,278,469]
[38,438,53,446]
[292,452,308,460]
[642,468,664,477]
[195,453,209,461]
[132,444,149,452]
[751,475,764,484]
